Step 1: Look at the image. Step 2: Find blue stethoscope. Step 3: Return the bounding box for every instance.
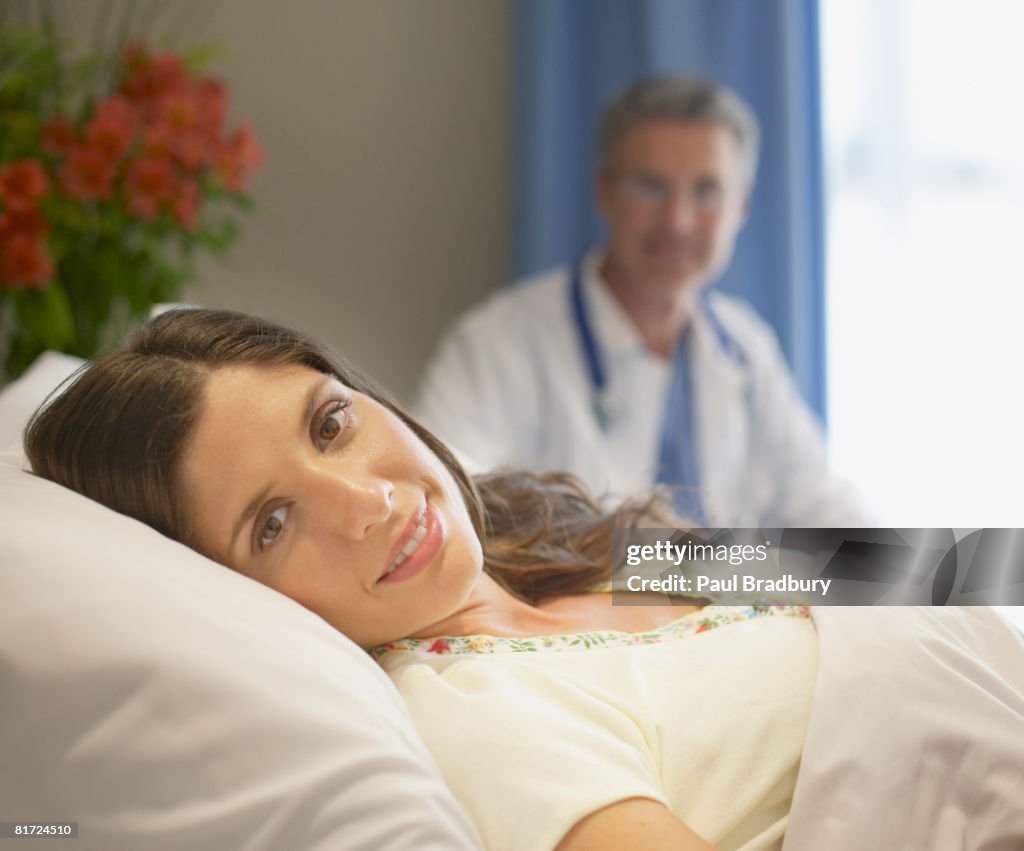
[569,255,749,522]
[569,256,749,432]
[569,258,623,431]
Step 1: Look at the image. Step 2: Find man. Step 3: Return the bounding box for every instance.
[415,76,865,527]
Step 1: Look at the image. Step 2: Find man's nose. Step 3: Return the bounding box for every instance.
[661,189,698,231]
[312,466,394,540]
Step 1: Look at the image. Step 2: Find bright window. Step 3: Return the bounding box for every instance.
[822,0,1024,528]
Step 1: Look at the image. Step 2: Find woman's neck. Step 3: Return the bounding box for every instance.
[405,573,703,640]
[408,573,571,640]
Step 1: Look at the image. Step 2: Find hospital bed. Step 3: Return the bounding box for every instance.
[1,355,1021,851]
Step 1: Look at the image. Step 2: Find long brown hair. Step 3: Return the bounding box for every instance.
[24,308,669,604]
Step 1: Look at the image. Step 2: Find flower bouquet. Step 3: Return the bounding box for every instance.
[0,24,263,378]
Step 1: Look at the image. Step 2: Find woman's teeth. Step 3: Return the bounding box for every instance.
[386,514,428,575]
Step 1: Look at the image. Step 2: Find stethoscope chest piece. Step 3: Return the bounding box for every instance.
[593,388,624,432]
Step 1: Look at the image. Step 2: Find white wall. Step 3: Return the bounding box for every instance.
[195,0,512,401]
[6,0,513,401]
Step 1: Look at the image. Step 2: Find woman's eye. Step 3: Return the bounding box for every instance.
[258,505,289,551]
[315,400,351,449]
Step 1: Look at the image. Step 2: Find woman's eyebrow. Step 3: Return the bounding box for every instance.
[302,374,332,431]
[227,374,334,556]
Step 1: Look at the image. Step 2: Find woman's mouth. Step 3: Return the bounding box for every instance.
[379,500,444,584]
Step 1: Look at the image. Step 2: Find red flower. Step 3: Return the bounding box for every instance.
[41,116,78,157]
[94,95,140,131]
[84,120,135,165]
[171,179,200,230]
[121,45,188,113]
[196,77,227,135]
[141,123,175,159]
[231,123,264,170]
[0,232,54,290]
[84,95,140,163]
[0,159,50,210]
[217,123,264,191]
[172,129,214,172]
[156,89,202,132]
[427,639,452,654]
[125,155,177,220]
[0,204,51,239]
[58,147,116,201]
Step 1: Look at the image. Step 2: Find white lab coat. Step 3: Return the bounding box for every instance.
[415,252,866,527]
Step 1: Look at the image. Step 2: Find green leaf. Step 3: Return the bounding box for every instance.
[194,216,239,252]
[4,332,48,379]
[0,109,43,158]
[221,193,255,211]
[179,43,224,74]
[11,282,77,351]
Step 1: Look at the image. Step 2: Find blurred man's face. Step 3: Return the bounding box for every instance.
[596,119,750,298]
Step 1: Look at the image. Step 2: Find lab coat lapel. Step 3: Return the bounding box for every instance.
[690,310,753,526]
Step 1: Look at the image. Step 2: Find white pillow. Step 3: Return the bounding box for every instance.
[0,351,86,451]
[0,366,480,850]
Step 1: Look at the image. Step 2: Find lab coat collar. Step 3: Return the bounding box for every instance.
[690,292,750,384]
[581,249,649,356]
[583,249,732,366]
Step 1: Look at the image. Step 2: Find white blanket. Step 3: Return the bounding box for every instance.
[783,607,1024,850]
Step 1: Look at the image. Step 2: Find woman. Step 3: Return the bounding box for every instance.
[24,308,1023,851]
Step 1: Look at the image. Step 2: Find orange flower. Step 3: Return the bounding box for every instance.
[125,155,177,220]
[41,116,78,157]
[0,232,54,290]
[58,147,116,201]
[172,179,201,230]
[0,159,50,211]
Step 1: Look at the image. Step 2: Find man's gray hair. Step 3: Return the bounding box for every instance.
[597,76,760,184]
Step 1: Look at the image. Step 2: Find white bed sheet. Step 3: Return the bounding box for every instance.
[784,607,1024,850]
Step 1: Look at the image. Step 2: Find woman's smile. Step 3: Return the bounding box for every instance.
[379,499,446,584]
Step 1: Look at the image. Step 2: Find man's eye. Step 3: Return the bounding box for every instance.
[258,505,288,551]
[693,181,723,206]
[622,175,667,203]
[315,400,351,448]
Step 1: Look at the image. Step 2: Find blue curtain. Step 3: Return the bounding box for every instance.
[512,0,828,417]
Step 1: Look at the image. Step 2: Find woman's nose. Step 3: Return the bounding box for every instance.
[313,467,394,540]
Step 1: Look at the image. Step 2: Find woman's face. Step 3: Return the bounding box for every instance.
[181,364,484,647]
